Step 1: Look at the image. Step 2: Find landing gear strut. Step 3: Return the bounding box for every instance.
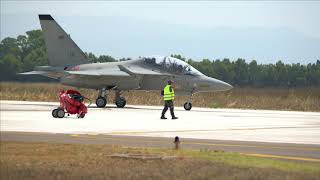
[115,90,126,108]
[184,90,194,111]
[95,88,127,108]
[96,88,107,108]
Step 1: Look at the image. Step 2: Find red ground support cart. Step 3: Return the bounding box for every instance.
[52,90,88,118]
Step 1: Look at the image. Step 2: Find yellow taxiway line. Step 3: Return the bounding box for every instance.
[244,153,320,162]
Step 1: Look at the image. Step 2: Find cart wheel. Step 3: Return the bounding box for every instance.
[78,114,85,118]
[52,109,58,118]
[57,109,65,118]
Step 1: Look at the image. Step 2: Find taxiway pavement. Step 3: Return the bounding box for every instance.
[1,100,320,161]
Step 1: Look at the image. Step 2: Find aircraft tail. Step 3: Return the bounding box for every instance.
[39,14,89,67]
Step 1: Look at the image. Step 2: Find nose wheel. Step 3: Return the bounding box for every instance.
[184,102,192,111]
[184,89,195,111]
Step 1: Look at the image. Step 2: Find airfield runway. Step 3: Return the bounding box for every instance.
[1,100,320,161]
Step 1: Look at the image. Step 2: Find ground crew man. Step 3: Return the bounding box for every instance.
[161,80,178,120]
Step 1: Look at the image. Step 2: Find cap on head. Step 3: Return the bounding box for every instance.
[168,80,173,85]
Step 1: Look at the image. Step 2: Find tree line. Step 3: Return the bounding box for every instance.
[1,29,319,87]
[171,54,320,87]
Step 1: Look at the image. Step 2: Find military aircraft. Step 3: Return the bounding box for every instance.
[21,14,233,110]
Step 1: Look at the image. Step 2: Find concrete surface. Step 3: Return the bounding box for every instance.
[1,100,320,145]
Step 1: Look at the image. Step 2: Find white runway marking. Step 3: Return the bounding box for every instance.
[1,100,319,144]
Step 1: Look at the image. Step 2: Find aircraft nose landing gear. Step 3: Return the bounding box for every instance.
[184,102,192,111]
[183,89,194,111]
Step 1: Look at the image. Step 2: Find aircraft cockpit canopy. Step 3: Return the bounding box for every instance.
[143,56,202,76]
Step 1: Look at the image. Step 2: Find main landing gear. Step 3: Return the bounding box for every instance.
[95,88,127,108]
[183,90,194,111]
[96,88,108,108]
[114,90,126,108]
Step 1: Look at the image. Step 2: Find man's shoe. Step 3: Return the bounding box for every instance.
[161,116,167,119]
[172,117,178,120]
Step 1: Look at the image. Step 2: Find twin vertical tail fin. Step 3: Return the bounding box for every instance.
[39,14,89,67]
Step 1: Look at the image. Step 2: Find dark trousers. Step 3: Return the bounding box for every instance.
[161,100,175,117]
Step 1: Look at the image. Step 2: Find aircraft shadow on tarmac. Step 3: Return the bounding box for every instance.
[87,105,209,112]
[88,105,162,111]
[8,102,205,113]
[2,102,292,114]
[87,104,265,113]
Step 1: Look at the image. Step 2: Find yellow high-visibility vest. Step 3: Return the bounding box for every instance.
[163,85,175,101]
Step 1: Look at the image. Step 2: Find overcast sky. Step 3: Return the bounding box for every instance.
[1,1,320,63]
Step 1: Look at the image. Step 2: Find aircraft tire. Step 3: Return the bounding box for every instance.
[115,97,126,108]
[96,97,107,108]
[184,102,192,111]
[57,109,65,118]
[52,109,58,118]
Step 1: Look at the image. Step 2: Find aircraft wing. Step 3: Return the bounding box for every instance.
[21,65,167,78]
[19,71,48,75]
[19,70,64,79]
[119,65,170,76]
[66,69,130,77]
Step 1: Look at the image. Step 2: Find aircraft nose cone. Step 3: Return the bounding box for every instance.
[219,81,233,91]
[204,77,233,91]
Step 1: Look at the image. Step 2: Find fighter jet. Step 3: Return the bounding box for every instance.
[21,14,233,110]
